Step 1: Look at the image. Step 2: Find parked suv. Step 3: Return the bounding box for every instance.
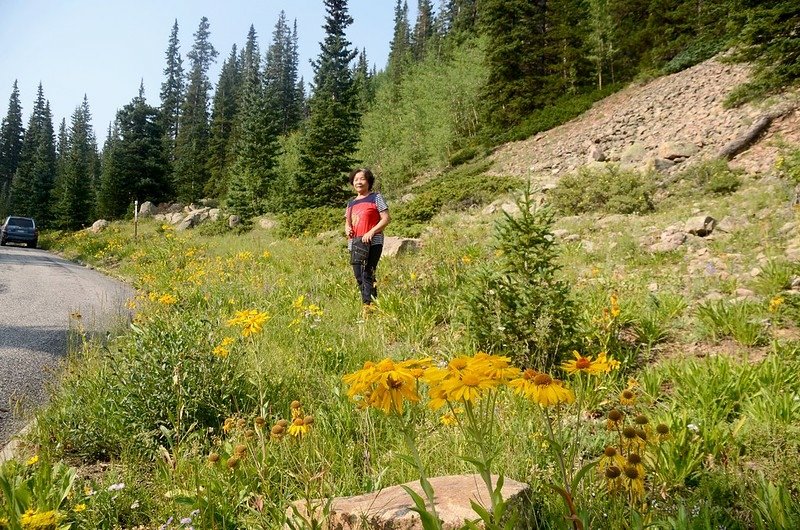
[0,216,38,248]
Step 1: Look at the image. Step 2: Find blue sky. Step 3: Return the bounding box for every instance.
[0,0,418,137]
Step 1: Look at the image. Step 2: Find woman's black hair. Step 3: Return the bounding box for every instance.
[349,167,375,190]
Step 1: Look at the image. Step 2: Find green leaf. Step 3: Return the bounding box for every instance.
[470,499,493,522]
[571,459,598,493]
[401,485,442,530]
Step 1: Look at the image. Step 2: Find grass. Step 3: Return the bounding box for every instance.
[3,153,800,528]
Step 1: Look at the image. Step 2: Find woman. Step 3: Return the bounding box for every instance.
[345,168,390,308]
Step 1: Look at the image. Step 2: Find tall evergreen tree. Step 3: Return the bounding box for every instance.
[160,20,184,163]
[352,48,374,115]
[0,81,25,217]
[226,67,280,220]
[53,97,97,229]
[296,0,359,209]
[174,16,218,203]
[9,84,56,224]
[479,0,549,128]
[412,0,435,61]
[206,45,241,197]
[264,13,303,135]
[98,86,170,219]
[543,0,591,96]
[387,0,412,84]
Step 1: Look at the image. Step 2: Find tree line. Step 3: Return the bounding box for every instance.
[0,0,796,229]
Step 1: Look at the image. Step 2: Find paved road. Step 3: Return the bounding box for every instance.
[0,244,132,448]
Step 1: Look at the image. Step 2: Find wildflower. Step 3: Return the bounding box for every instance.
[441,412,458,426]
[510,370,575,406]
[622,464,645,501]
[212,342,230,358]
[561,350,619,376]
[461,255,472,265]
[290,400,303,418]
[180,517,193,524]
[610,293,621,318]
[656,423,670,440]
[604,465,622,493]
[83,485,96,496]
[598,446,626,473]
[261,250,271,259]
[26,454,39,466]
[344,358,421,415]
[73,504,86,513]
[441,368,500,404]
[292,295,306,310]
[234,444,247,457]
[607,408,624,430]
[226,309,271,337]
[223,417,235,433]
[158,293,177,305]
[108,482,125,491]
[227,456,240,469]
[687,423,700,433]
[131,500,140,509]
[208,453,220,464]
[20,508,62,529]
[288,417,311,437]
[769,296,784,312]
[619,389,636,406]
[271,423,286,439]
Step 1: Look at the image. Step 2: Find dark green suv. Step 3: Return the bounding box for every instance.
[0,216,38,248]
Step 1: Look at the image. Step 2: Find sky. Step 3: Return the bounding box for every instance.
[0,0,418,137]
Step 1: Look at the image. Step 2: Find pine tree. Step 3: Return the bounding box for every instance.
[206,45,241,197]
[160,20,184,164]
[226,52,280,220]
[352,48,374,115]
[98,85,170,218]
[412,0,435,61]
[479,0,549,129]
[264,13,303,135]
[10,84,56,224]
[53,97,97,229]
[543,0,591,96]
[174,17,218,203]
[587,0,617,89]
[295,0,360,209]
[387,0,412,84]
[0,80,25,217]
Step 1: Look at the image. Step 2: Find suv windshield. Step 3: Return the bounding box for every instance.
[7,217,34,228]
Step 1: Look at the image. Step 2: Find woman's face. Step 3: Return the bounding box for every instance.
[352,171,370,194]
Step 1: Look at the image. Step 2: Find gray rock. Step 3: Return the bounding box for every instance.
[685,215,716,237]
[716,215,748,233]
[382,236,422,257]
[658,141,699,160]
[228,215,241,229]
[648,229,687,252]
[258,218,278,230]
[209,208,220,222]
[89,219,109,233]
[286,474,530,530]
[588,144,606,162]
[138,201,156,217]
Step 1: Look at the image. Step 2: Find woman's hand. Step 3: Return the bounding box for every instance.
[361,230,374,243]
[345,225,354,238]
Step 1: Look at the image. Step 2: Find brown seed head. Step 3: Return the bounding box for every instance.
[236,418,246,430]
[533,373,553,386]
[656,423,670,435]
[208,452,220,464]
[603,446,618,458]
[245,429,255,439]
[636,428,648,440]
[608,409,623,422]
[277,419,289,428]
[635,414,649,425]
[623,426,637,439]
[227,456,240,469]
[627,453,642,465]
[605,466,621,479]
[621,389,635,400]
[254,417,266,428]
[271,424,285,435]
[303,415,314,426]
[234,444,247,456]
[623,465,640,480]
[291,400,301,409]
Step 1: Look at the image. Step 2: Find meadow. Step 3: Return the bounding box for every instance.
[2,152,800,529]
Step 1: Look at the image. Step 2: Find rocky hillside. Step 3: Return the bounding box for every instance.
[488,57,799,184]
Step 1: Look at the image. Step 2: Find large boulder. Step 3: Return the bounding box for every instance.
[286,474,530,530]
[684,214,717,237]
[89,219,109,233]
[382,236,422,257]
[138,201,156,217]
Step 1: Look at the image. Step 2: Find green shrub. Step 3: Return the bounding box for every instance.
[776,146,800,184]
[696,300,768,346]
[662,39,726,74]
[391,161,520,237]
[277,207,342,238]
[459,186,578,369]
[548,165,656,215]
[493,84,622,145]
[681,159,743,194]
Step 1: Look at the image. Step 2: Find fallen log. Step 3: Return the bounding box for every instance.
[719,106,795,160]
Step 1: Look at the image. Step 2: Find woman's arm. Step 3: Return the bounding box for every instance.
[362,210,390,243]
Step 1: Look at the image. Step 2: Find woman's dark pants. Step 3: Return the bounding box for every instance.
[353,244,382,304]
